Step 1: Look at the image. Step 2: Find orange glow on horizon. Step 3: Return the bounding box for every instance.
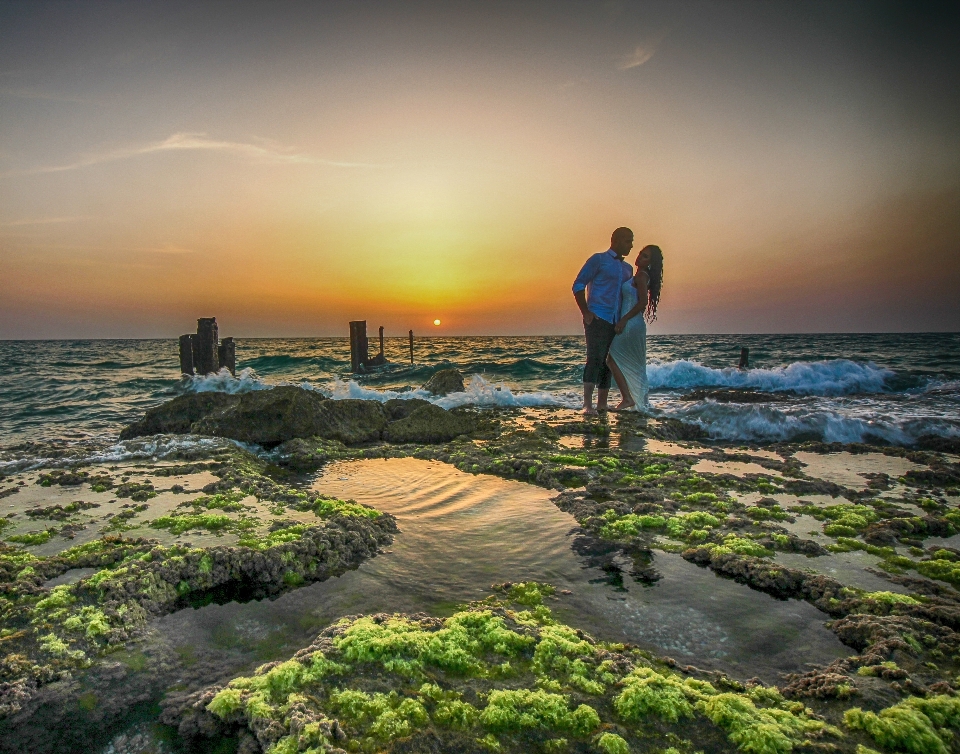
[1,4,957,337]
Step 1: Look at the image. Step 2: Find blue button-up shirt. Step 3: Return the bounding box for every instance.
[572,249,632,324]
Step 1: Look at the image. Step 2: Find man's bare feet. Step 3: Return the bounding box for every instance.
[582,406,598,416]
[596,405,609,413]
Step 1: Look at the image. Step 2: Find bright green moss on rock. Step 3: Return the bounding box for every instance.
[333,608,535,678]
[185,583,847,754]
[479,689,600,736]
[8,529,55,546]
[597,732,631,754]
[614,667,697,724]
[600,512,668,539]
[310,494,382,519]
[148,512,239,535]
[698,692,829,754]
[330,688,429,741]
[844,695,960,754]
[504,581,555,606]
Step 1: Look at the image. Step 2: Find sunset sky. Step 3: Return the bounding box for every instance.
[1,1,958,338]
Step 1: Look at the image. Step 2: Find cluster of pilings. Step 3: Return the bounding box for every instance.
[349,321,414,373]
[178,318,236,376]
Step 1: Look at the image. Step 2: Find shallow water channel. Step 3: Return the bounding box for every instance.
[100,458,851,751]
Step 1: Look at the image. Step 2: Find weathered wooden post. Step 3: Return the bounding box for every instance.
[738,347,749,370]
[409,330,414,364]
[349,321,369,373]
[195,317,220,375]
[218,337,236,376]
[178,334,195,375]
[364,325,386,367]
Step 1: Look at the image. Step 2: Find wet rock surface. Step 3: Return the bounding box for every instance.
[118,392,240,440]
[193,388,389,446]
[384,404,476,444]
[160,583,856,754]
[0,442,398,754]
[6,405,960,752]
[421,368,465,396]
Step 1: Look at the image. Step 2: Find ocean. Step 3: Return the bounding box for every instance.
[1,333,958,457]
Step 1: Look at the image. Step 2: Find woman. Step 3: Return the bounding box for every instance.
[606,244,663,411]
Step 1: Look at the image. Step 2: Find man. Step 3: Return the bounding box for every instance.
[572,227,634,414]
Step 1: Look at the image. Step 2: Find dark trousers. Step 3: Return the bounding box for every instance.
[583,317,616,389]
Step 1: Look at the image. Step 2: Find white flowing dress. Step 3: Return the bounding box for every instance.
[608,279,649,409]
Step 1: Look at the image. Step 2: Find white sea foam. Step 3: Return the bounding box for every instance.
[169,362,960,446]
[184,359,895,401]
[647,359,893,395]
[435,375,579,409]
[660,399,960,444]
[326,374,579,409]
[183,367,274,394]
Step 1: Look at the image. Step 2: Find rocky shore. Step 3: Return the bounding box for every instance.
[2,374,960,753]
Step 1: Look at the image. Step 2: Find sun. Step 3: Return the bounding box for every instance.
[433,319,441,326]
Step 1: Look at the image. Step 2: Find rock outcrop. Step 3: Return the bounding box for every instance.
[384,404,476,443]
[120,388,479,447]
[421,368,465,396]
[119,392,240,440]
[192,388,387,445]
[383,397,433,421]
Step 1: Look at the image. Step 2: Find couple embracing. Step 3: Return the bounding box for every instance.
[572,227,664,415]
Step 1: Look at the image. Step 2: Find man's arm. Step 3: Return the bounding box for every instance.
[573,290,594,325]
[572,255,599,325]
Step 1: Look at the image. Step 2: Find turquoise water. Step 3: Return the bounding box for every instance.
[0,333,958,450]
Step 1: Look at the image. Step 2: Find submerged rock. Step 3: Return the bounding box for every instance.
[421,368,465,396]
[118,392,240,440]
[385,404,476,443]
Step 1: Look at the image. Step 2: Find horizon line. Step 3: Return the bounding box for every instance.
[1,330,958,342]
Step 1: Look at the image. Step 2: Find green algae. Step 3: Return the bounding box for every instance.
[479,689,600,736]
[597,732,631,754]
[859,591,920,607]
[8,529,55,546]
[698,693,829,754]
[331,688,429,742]
[705,535,774,558]
[149,512,244,535]
[844,695,960,754]
[333,609,535,678]
[614,667,697,723]
[195,582,844,754]
[504,581,555,606]
[310,495,382,519]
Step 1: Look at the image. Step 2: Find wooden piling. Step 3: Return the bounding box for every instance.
[195,317,220,375]
[349,321,369,373]
[378,326,385,358]
[409,330,414,364]
[178,334,195,375]
[738,347,749,370]
[218,337,236,376]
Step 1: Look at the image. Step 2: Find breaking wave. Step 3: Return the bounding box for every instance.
[664,399,960,444]
[647,359,894,396]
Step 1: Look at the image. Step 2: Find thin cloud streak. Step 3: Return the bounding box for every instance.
[0,88,87,103]
[617,30,667,70]
[0,215,93,227]
[7,132,382,176]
